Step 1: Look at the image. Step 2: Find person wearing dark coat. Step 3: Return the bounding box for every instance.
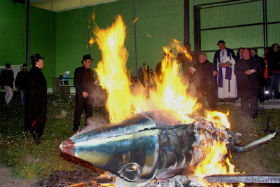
[193,53,218,110]
[15,64,28,106]
[267,43,280,99]
[24,54,47,144]
[235,49,263,119]
[73,54,95,132]
[0,63,14,105]
[250,48,265,103]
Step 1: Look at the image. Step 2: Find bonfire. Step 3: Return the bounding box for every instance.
[60,15,277,187]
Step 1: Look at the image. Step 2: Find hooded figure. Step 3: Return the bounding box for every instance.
[24,53,47,144]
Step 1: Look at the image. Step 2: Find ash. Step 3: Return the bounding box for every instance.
[144,176,205,187]
[33,168,100,187]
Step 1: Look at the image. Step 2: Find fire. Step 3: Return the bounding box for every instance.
[194,141,236,187]
[95,15,197,124]
[95,16,132,123]
[194,111,244,187]
[94,15,243,186]
[207,111,230,129]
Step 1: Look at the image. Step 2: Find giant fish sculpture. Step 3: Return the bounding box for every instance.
[60,111,276,186]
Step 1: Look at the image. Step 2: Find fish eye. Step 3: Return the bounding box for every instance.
[118,163,142,182]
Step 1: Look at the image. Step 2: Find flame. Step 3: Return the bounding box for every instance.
[194,141,235,186]
[194,111,244,187]
[95,15,197,124]
[195,142,244,187]
[95,16,133,123]
[94,15,243,186]
[89,37,95,45]
[207,111,230,129]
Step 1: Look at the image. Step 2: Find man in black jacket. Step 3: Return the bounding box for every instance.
[0,63,14,105]
[25,54,47,144]
[73,54,95,132]
[15,64,28,106]
[235,49,263,119]
[193,53,218,110]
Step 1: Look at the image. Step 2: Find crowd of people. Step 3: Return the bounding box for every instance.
[138,41,280,119]
[0,41,279,144]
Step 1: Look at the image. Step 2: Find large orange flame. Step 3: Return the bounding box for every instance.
[94,15,243,186]
[95,15,197,124]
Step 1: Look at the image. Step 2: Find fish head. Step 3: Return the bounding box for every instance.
[60,113,160,182]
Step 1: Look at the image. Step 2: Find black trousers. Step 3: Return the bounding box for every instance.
[240,89,258,119]
[24,100,47,142]
[74,94,93,129]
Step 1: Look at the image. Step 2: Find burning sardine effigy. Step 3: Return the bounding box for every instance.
[60,111,276,187]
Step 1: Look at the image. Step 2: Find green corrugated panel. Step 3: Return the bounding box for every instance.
[200,1,262,29]
[0,0,55,88]
[201,25,264,51]
[268,24,280,46]
[135,0,184,71]
[267,0,280,22]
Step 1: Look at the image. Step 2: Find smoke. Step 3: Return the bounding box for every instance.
[72,113,109,138]
[90,84,107,108]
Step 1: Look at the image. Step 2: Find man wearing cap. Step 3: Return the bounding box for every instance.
[213,40,238,100]
[15,64,28,106]
[73,54,95,132]
[24,53,47,144]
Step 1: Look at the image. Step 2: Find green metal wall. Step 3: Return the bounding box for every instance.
[190,0,280,61]
[55,0,136,79]
[0,0,55,88]
[1,0,280,89]
[55,0,184,78]
[267,0,280,45]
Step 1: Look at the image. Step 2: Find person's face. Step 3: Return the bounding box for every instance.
[36,59,44,69]
[83,59,92,69]
[218,43,225,50]
[243,49,250,60]
[199,54,207,64]
[239,49,244,58]
[250,49,256,57]
[23,67,27,72]
[264,48,269,55]
[273,45,279,53]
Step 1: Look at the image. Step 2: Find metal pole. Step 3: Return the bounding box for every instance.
[262,0,268,48]
[50,12,56,78]
[133,0,138,75]
[264,0,268,47]
[25,0,30,69]
[86,6,91,54]
[184,0,190,44]
[193,6,201,53]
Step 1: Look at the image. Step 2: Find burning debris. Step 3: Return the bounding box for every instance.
[60,112,276,187]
